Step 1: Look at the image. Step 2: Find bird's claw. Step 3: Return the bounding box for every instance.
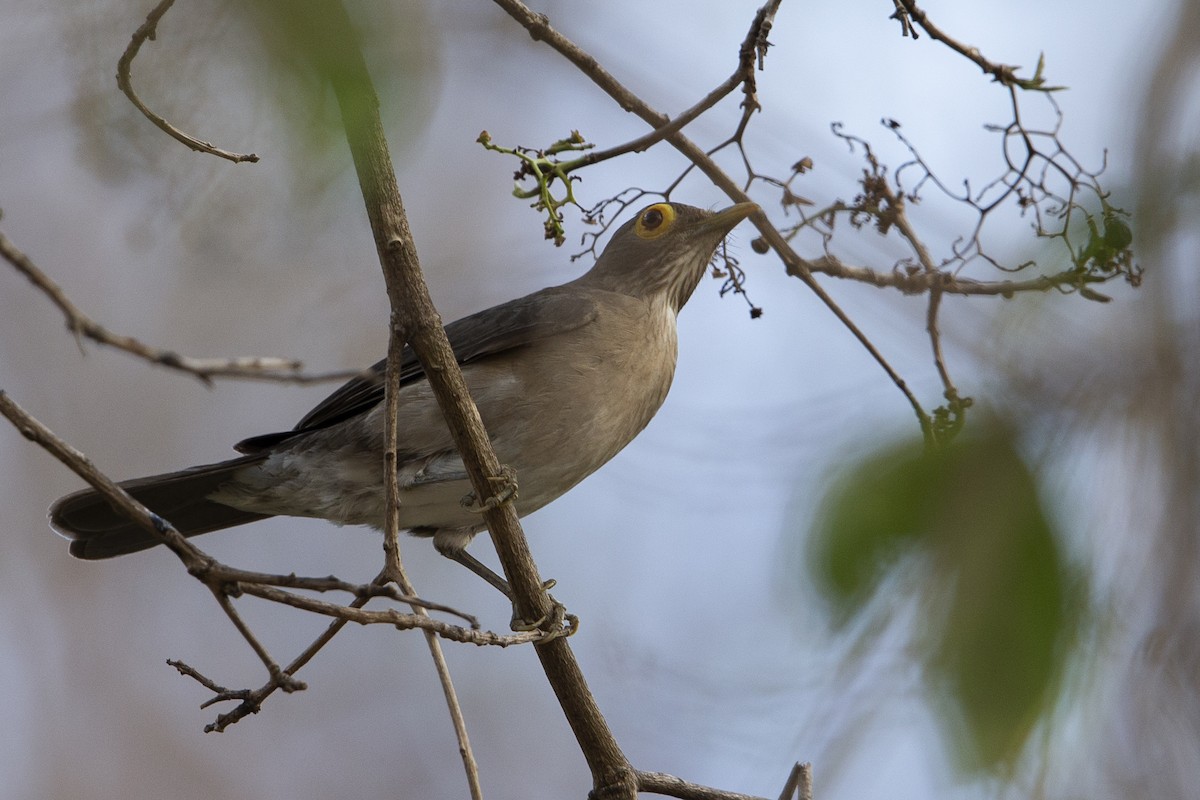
[510,593,578,644]
[460,465,519,514]
[507,578,558,628]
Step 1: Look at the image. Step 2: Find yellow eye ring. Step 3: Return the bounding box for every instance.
[633,203,676,240]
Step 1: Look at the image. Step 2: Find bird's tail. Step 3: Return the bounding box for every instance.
[50,455,272,560]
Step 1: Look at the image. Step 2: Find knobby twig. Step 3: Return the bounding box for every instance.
[191,570,380,732]
[117,0,259,163]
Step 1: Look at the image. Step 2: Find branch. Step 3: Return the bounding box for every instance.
[385,299,484,800]
[117,0,260,163]
[233,584,538,646]
[775,763,813,800]
[188,573,383,732]
[0,226,358,385]
[568,2,770,171]
[0,389,208,566]
[306,1,637,796]
[637,771,769,800]
[891,0,1060,89]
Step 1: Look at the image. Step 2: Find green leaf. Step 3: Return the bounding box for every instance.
[809,439,932,623]
[809,423,1079,772]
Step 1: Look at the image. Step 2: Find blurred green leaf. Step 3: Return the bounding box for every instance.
[809,422,1079,772]
[243,0,440,158]
[809,439,932,622]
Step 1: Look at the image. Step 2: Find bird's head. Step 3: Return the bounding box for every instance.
[583,201,758,313]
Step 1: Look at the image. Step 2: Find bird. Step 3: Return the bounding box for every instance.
[50,201,757,592]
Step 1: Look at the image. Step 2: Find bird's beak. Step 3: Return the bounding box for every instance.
[701,201,759,234]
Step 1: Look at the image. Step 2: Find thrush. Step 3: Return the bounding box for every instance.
[50,201,757,591]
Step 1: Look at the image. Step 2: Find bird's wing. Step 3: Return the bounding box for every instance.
[234,287,598,453]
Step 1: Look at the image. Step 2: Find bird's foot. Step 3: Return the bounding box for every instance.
[511,593,579,644]
[460,465,519,514]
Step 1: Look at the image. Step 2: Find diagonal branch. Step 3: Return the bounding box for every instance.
[490,0,934,440]
[304,1,635,796]
[892,0,1022,86]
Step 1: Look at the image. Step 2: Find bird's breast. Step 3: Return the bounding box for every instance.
[484,292,678,499]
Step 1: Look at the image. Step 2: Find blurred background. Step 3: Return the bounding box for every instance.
[1,1,1195,798]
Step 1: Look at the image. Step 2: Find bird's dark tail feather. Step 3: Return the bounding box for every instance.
[50,455,272,560]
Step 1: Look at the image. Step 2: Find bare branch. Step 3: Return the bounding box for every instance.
[196,578,384,732]
[116,0,260,163]
[183,564,480,625]
[212,589,306,692]
[0,389,207,565]
[235,584,541,646]
[892,0,1023,87]
[0,226,359,385]
[636,771,769,800]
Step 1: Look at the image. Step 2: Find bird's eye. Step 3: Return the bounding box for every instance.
[633,203,676,240]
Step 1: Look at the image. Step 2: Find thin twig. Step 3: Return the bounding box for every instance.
[200,576,384,732]
[236,584,538,645]
[382,312,408,588]
[925,285,954,401]
[0,389,208,565]
[893,0,1021,85]
[116,0,260,163]
[307,2,503,795]
[382,316,485,799]
[384,313,484,797]
[185,563,480,625]
[806,252,1111,297]
[210,590,304,692]
[636,771,769,800]
[166,659,250,703]
[0,227,359,385]
[884,194,937,274]
[569,24,760,170]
